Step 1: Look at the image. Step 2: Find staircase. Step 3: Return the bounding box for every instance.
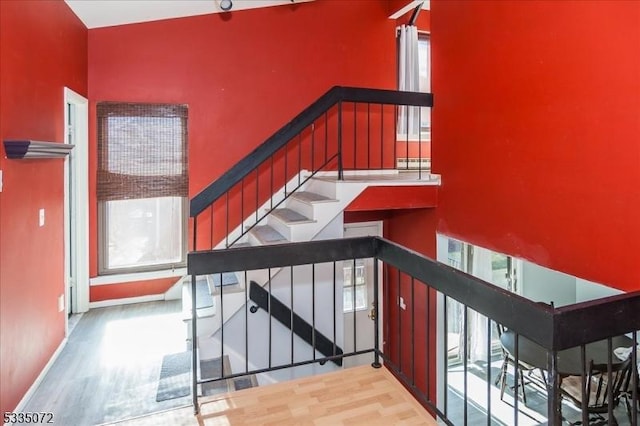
[183,85,436,391]
[183,169,439,339]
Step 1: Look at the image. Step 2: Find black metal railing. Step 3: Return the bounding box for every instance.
[188,237,640,425]
[189,87,433,251]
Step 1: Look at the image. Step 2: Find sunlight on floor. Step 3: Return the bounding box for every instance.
[448,362,548,425]
[100,311,186,368]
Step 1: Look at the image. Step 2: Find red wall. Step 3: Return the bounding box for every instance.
[87,1,397,300]
[432,0,640,292]
[384,208,439,406]
[0,0,88,413]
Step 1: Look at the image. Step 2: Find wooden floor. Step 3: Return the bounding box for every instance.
[19,301,190,425]
[105,366,437,426]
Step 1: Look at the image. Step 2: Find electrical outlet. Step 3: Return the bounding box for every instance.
[39,208,45,227]
[58,294,65,312]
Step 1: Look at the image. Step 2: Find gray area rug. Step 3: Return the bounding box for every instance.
[156,351,191,402]
[157,353,258,401]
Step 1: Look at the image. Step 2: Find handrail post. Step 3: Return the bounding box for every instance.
[372,257,381,368]
[337,101,344,180]
[546,349,561,425]
[190,274,199,414]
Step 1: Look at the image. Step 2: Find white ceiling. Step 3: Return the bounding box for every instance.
[65,0,314,29]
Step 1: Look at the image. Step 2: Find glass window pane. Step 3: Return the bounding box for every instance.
[106,197,183,269]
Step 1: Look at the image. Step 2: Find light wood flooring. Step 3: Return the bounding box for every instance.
[103,365,437,426]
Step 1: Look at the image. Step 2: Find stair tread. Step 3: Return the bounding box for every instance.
[271,208,314,223]
[290,191,335,203]
[210,272,239,287]
[250,225,288,244]
[230,242,251,248]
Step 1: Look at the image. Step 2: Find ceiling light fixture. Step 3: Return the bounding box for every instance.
[219,0,233,11]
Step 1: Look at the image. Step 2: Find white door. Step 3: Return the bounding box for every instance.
[342,222,383,368]
[63,88,89,333]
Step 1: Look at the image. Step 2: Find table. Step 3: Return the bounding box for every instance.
[500,330,633,376]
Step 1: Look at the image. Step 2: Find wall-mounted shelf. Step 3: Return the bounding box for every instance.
[3,140,74,159]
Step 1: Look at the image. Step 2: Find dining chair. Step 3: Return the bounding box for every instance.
[560,355,632,426]
[621,368,639,424]
[495,323,546,405]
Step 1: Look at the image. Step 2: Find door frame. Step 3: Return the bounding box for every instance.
[63,87,90,332]
[343,221,384,363]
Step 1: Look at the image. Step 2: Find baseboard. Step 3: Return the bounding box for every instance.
[10,337,68,416]
[88,294,164,309]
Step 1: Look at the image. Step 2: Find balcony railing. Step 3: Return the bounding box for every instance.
[188,237,640,425]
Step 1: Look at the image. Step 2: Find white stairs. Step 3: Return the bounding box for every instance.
[181,170,440,338]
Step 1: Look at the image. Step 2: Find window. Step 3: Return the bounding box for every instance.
[97,103,188,274]
[343,259,367,312]
[397,27,431,140]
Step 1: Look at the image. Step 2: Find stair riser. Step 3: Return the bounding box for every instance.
[304,178,337,199]
[285,197,316,219]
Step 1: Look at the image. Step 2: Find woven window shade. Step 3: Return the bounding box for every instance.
[97,102,188,202]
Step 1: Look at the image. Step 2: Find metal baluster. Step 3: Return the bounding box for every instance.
[225,192,229,248]
[284,144,288,197]
[244,270,248,374]
[418,107,422,180]
[240,179,244,239]
[380,104,384,169]
[268,268,272,369]
[372,257,381,368]
[393,105,397,169]
[333,262,337,358]
[581,345,588,426]
[353,102,356,170]
[324,111,328,164]
[311,121,315,172]
[632,331,638,426]
[220,272,225,376]
[547,349,561,425]
[255,169,259,226]
[291,266,294,364]
[411,277,415,386]
[338,102,343,180]
[367,103,370,169]
[514,332,519,426]
[270,156,274,210]
[210,205,214,250]
[398,269,402,372]
[443,295,449,418]
[405,103,409,171]
[463,306,468,426]
[190,274,198,413]
[312,263,316,360]
[298,133,302,187]
[426,286,431,399]
[607,338,614,423]
[486,317,492,426]
[352,258,356,353]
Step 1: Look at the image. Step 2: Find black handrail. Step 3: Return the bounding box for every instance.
[188,237,640,423]
[190,86,433,217]
[189,237,640,352]
[248,281,344,366]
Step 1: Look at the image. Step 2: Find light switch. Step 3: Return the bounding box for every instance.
[39,208,45,227]
[58,294,65,312]
[399,296,407,310]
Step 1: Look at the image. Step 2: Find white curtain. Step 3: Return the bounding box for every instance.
[397,25,420,136]
[466,247,494,362]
